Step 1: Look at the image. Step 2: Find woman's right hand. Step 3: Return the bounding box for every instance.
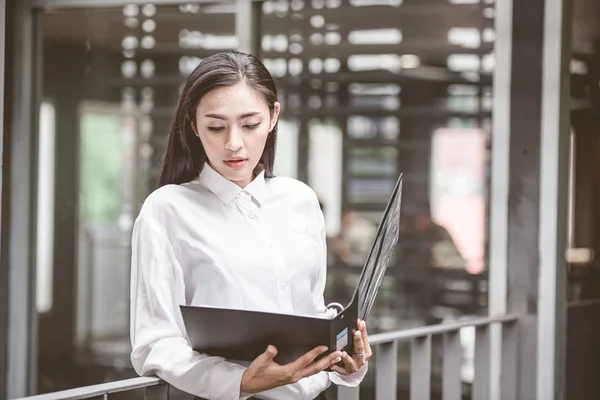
[240,345,342,395]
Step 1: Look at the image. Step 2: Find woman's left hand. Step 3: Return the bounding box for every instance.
[331,319,372,375]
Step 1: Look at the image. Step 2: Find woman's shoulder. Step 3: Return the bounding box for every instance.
[137,182,198,222]
[267,176,320,204]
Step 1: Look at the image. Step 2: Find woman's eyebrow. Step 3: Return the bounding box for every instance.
[204,112,262,120]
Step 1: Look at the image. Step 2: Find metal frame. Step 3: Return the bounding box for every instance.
[490,0,570,398]
[4,0,43,397]
[488,0,512,397]
[537,0,571,397]
[12,376,165,400]
[31,0,223,8]
[0,0,7,397]
[235,0,262,56]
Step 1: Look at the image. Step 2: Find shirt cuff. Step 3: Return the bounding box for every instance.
[328,362,368,387]
[209,361,253,400]
[298,371,331,400]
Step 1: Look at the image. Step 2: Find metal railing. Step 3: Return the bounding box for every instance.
[14,315,516,400]
[13,377,167,400]
[339,315,516,400]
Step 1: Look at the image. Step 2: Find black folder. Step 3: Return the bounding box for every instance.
[181,173,403,364]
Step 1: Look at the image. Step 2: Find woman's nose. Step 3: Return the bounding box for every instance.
[225,128,243,151]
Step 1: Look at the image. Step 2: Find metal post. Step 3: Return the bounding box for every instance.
[410,335,431,400]
[537,0,571,397]
[0,0,8,398]
[4,0,41,397]
[487,0,512,396]
[235,0,261,56]
[375,341,398,400]
[490,0,571,398]
[32,0,218,7]
[508,0,545,395]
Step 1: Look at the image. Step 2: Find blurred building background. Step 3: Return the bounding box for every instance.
[2,0,600,399]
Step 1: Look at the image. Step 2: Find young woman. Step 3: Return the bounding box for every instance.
[129,51,371,400]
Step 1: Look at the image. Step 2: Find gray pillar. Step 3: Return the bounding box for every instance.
[0,0,8,398]
[235,0,262,56]
[536,0,571,396]
[489,0,571,398]
[2,1,41,397]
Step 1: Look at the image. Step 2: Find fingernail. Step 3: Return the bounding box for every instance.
[333,357,341,363]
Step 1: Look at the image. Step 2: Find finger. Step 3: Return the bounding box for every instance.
[352,329,367,367]
[265,345,278,359]
[330,363,351,375]
[288,345,328,370]
[255,345,278,365]
[359,320,372,359]
[296,350,343,380]
[353,329,365,358]
[340,351,358,373]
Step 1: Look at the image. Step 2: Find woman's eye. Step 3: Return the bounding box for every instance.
[244,123,260,130]
[207,126,225,132]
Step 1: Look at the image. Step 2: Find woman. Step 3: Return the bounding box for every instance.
[129,51,371,400]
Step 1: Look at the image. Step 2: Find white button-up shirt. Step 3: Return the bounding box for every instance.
[130,164,367,400]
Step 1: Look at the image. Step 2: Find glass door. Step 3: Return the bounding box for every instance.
[35,1,240,393]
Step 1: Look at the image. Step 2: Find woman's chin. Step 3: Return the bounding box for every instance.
[218,166,254,186]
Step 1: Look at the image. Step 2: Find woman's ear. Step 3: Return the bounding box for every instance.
[269,102,281,132]
[187,112,199,136]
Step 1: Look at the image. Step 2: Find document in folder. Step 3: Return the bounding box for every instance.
[180,174,403,364]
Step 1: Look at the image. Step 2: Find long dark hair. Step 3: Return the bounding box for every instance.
[157,51,278,188]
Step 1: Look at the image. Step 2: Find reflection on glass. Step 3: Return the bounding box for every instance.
[308,119,343,235]
[430,128,486,273]
[347,115,400,140]
[273,119,299,179]
[348,177,397,204]
[36,102,56,314]
[348,147,397,177]
[77,102,138,349]
[79,109,124,223]
[41,2,238,391]
[335,210,379,267]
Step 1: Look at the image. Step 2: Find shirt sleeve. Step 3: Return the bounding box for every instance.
[130,213,253,400]
[310,199,369,387]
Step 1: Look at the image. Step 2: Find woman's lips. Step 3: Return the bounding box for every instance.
[224,159,247,169]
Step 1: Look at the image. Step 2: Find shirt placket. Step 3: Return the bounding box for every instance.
[234,192,294,314]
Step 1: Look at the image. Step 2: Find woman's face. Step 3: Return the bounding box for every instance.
[194,82,280,188]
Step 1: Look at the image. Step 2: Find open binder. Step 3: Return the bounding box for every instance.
[181,173,403,364]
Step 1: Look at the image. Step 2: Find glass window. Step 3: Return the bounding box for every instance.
[39,2,238,392]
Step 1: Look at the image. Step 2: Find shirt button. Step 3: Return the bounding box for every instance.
[247,211,256,219]
[268,244,275,250]
[280,282,287,290]
[239,191,247,197]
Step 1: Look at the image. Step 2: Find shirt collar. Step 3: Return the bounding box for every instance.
[198,163,266,206]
